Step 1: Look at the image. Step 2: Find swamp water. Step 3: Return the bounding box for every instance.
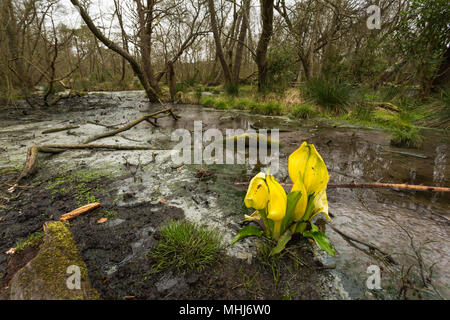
[0,91,448,299]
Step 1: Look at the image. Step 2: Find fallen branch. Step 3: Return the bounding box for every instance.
[9,144,155,192]
[233,182,450,192]
[84,108,178,144]
[42,126,80,134]
[59,202,101,222]
[328,224,397,265]
[326,182,450,192]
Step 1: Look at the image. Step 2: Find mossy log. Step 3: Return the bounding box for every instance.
[8,221,100,300]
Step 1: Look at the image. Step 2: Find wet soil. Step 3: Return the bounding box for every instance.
[0,91,448,300]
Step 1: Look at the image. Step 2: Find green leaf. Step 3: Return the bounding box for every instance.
[230,225,264,245]
[270,229,292,256]
[309,222,319,233]
[303,223,336,256]
[280,191,302,232]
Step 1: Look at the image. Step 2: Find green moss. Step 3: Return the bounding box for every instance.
[100,209,118,219]
[15,231,44,253]
[44,168,118,205]
[12,222,100,299]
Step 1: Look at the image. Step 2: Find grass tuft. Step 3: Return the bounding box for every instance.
[289,104,317,119]
[390,126,423,148]
[148,220,223,274]
[303,78,350,114]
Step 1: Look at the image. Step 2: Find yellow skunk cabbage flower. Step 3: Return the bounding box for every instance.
[244,211,261,221]
[266,174,287,240]
[291,177,308,221]
[244,172,269,210]
[288,142,329,195]
[309,189,332,222]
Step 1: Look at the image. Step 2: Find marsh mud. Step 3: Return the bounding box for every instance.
[0,91,448,299]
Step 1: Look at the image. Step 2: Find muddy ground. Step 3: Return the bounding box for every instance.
[0,91,448,300]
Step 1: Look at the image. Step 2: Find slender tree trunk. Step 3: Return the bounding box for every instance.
[207,0,232,84]
[255,0,274,91]
[232,0,250,84]
[4,0,29,90]
[168,61,176,102]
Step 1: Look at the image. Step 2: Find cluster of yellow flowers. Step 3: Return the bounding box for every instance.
[244,141,331,241]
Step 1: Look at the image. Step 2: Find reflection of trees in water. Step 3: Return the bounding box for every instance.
[432,144,447,203]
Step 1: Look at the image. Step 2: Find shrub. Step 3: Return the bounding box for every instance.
[224,82,239,96]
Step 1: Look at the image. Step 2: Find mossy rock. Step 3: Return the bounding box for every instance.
[8,221,100,300]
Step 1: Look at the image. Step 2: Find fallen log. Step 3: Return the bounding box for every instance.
[84,108,178,144]
[233,181,450,192]
[9,144,155,192]
[59,202,101,222]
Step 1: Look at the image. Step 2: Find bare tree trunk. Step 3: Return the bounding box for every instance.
[232,0,250,84]
[135,0,161,96]
[207,0,232,84]
[4,0,30,92]
[255,0,274,91]
[113,0,128,82]
[69,0,160,102]
[168,61,176,102]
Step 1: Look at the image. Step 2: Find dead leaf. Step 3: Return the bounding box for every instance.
[97,217,108,224]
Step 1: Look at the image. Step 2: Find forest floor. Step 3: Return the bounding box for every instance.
[0,91,448,300]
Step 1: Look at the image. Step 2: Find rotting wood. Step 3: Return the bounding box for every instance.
[83,108,178,144]
[9,144,155,193]
[59,202,101,222]
[42,126,80,134]
[233,181,450,192]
